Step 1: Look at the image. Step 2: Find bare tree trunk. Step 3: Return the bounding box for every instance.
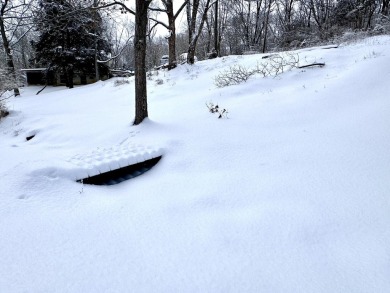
[167,24,177,68]
[253,1,263,46]
[166,0,177,69]
[93,0,100,81]
[382,0,390,15]
[0,4,20,97]
[67,66,74,89]
[134,0,152,125]
[205,14,212,53]
[262,0,273,53]
[150,0,188,69]
[94,37,100,81]
[214,0,219,55]
[187,0,193,42]
[186,0,212,64]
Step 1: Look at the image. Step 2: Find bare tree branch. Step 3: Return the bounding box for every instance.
[149,17,170,30]
[93,1,135,15]
[97,36,134,63]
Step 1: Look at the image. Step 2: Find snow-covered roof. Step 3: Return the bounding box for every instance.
[20,68,47,72]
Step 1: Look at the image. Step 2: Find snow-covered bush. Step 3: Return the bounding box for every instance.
[334,24,390,46]
[335,29,371,45]
[370,15,390,35]
[0,97,10,121]
[114,78,130,86]
[0,69,16,92]
[0,69,14,120]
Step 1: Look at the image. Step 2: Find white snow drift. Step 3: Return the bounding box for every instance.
[0,35,390,293]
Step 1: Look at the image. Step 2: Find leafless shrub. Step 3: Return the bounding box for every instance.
[363,50,382,60]
[255,53,299,76]
[214,53,300,88]
[214,64,255,88]
[147,69,160,80]
[155,78,164,85]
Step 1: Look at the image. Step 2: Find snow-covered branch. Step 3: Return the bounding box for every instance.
[97,36,133,64]
[93,1,135,15]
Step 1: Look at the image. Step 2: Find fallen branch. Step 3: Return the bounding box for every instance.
[36,84,47,95]
[322,45,339,49]
[262,54,279,59]
[298,63,325,69]
[36,65,52,95]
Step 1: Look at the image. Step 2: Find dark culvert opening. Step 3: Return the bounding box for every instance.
[77,156,162,186]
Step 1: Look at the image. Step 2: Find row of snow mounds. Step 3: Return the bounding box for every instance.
[62,143,164,182]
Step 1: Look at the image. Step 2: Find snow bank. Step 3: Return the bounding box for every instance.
[1,36,390,293]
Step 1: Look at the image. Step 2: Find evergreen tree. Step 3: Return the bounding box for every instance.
[32,0,110,88]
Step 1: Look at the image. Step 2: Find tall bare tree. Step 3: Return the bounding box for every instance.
[96,0,152,125]
[149,0,189,69]
[262,0,274,52]
[382,0,390,15]
[133,0,152,124]
[0,0,34,96]
[213,0,219,55]
[186,0,213,64]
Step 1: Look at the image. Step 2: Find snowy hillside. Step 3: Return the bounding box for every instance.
[1,36,390,292]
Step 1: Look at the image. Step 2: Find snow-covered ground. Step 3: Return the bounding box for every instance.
[1,36,390,292]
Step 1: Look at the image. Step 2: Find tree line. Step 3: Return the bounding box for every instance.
[1,0,389,124]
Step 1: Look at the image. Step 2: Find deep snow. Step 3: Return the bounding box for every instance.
[1,36,390,293]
